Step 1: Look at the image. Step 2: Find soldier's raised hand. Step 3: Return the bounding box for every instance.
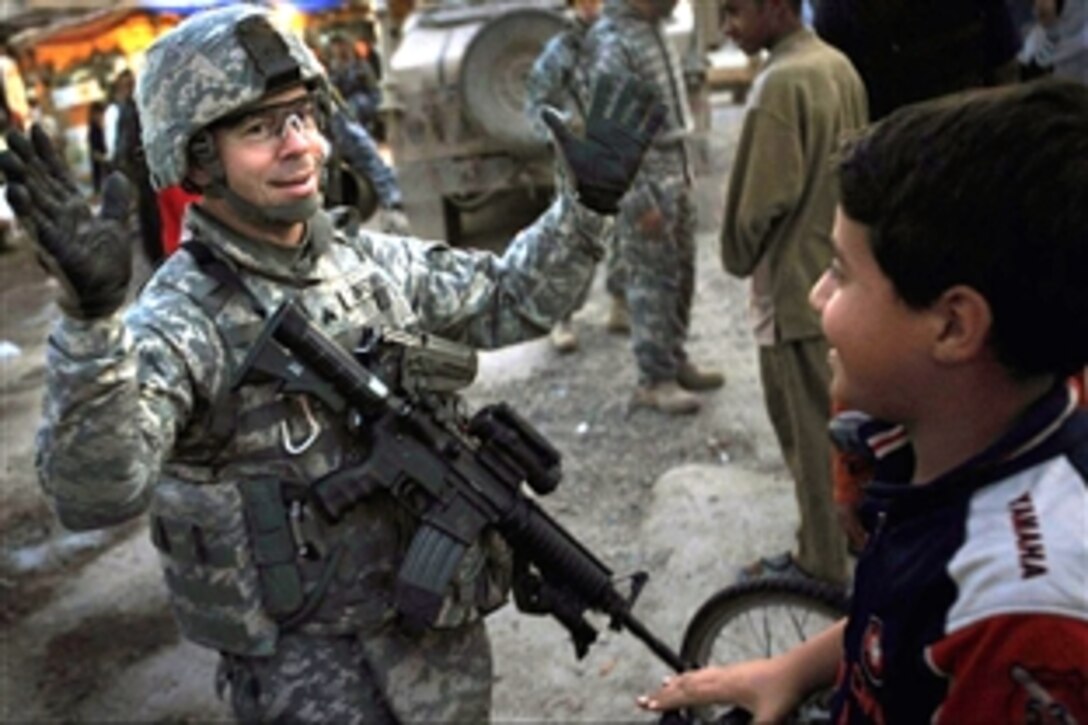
[540,72,666,214]
[0,126,133,320]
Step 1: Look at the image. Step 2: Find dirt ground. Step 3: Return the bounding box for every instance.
[0,98,803,722]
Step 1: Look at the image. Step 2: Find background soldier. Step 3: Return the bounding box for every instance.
[326,33,383,137]
[586,0,723,414]
[0,5,661,722]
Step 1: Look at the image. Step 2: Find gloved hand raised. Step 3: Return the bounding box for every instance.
[0,126,133,320]
[541,72,666,215]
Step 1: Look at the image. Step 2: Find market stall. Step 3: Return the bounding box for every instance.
[7,7,182,185]
[6,1,363,188]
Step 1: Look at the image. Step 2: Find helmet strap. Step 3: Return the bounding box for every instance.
[203,177,320,228]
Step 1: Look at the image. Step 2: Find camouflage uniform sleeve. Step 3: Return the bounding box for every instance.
[35,295,223,531]
[524,30,576,142]
[362,194,611,347]
[329,108,403,209]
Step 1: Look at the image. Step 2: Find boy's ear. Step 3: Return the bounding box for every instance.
[931,285,993,366]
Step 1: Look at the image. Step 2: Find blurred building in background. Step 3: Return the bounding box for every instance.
[0,1,389,189]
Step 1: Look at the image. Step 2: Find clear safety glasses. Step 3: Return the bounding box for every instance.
[219,94,321,148]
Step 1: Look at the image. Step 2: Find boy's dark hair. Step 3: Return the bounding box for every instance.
[838,79,1088,379]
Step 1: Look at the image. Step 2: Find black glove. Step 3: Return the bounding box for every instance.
[541,72,666,214]
[0,126,133,320]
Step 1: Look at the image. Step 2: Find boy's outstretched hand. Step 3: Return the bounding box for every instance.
[541,72,666,214]
[0,125,133,320]
[637,660,803,723]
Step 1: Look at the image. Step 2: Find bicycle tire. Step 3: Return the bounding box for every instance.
[679,578,849,725]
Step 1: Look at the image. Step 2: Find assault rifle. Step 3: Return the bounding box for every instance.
[238,299,685,672]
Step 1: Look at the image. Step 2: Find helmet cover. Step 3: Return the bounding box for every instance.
[137,4,327,190]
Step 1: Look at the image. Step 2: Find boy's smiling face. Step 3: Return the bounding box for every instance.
[810,208,936,422]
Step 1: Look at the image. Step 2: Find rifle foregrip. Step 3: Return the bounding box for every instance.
[503,500,619,611]
[505,499,688,670]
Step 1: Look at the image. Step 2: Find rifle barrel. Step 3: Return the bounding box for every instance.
[615,610,687,672]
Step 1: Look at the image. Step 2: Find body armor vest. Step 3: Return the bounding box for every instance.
[147,218,507,656]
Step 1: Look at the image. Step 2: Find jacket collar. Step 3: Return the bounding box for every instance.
[768,26,813,60]
[187,204,333,285]
[868,382,1083,509]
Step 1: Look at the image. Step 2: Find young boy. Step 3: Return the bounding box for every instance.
[636,78,1088,723]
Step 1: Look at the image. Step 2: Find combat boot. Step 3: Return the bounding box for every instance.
[605,294,630,334]
[632,381,701,415]
[550,319,578,353]
[677,361,725,391]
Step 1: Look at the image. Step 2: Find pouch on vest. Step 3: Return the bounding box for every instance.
[239,478,306,619]
[150,477,279,656]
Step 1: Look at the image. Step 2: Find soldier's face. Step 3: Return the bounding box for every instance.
[208,87,329,243]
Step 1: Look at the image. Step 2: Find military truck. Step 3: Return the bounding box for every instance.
[381,0,701,243]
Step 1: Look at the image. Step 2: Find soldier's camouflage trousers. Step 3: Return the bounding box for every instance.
[561,228,626,319]
[616,180,696,385]
[217,619,492,724]
[604,230,627,302]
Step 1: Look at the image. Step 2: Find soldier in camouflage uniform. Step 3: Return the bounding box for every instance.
[524,0,600,144]
[586,0,724,414]
[0,6,661,723]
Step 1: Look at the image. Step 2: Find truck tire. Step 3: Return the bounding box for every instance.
[459,7,566,153]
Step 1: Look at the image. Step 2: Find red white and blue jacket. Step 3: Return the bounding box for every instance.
[832,382,1088,724]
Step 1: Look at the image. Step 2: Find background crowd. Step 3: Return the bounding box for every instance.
[0,0,1084,260]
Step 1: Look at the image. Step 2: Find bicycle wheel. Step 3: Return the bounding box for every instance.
[679,578,849,724]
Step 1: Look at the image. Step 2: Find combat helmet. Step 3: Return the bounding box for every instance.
[138,5,328,195]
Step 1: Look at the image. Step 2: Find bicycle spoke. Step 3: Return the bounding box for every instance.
[762,606,774,657]
[789,604,811,642]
